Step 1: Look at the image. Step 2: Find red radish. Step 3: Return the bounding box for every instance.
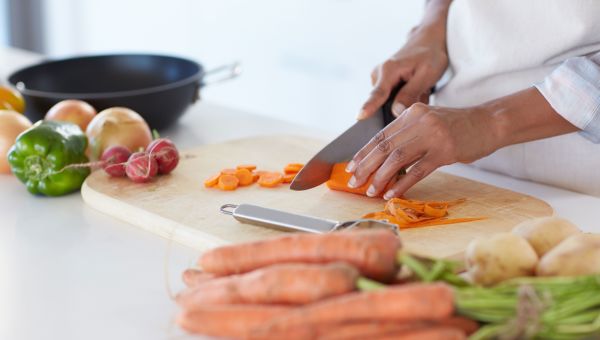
[147,138,179,174]
[101,146,131,177]
[126,152,158,183]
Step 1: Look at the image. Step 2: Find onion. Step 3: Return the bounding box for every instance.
[0,110,32,174]
[45,99,97,132]
[86,107,152,161]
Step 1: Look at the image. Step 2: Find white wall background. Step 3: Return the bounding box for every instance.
[41,0,423,133]
[0,0,7,46]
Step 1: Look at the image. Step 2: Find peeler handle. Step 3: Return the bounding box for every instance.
[220,204,338,234]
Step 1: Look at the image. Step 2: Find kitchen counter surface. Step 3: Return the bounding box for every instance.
[2,47,599,340]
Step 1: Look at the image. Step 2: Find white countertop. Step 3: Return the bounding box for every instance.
[2,47,600,340]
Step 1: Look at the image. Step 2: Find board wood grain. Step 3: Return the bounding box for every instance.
[82,135,553,258]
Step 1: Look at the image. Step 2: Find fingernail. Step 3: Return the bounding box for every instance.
[345,161,356,173]
[383,190,394,200]
[392,103,406,117]
[366,185,376,197]
[348,176,357,188]
[357,109,368,120]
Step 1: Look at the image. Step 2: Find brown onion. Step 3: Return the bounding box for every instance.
[86,107,152,161]
[45,99,97,132]
[0,110,32,174]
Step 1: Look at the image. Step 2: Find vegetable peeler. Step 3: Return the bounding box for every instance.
[220,203,399,235]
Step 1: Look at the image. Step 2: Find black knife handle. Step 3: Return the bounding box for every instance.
[381,83,436,126]
[382,81,405,126]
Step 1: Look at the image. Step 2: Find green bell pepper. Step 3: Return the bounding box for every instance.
[8,120,90,196]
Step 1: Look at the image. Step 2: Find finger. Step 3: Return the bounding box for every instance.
[345,119,406,174]
[419,90,431,105]
[349,128,421,190]
[383,157,439,199]
[391,67,432,116]
[347,102,430,174]
[358,64,408,120]
[370,66,379,86]
[366,139,426,197]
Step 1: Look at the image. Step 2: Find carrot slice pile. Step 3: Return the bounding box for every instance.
[235,168,254,186]
[258,172,284,188]
[363,198,484,229]
[204,163,303,191]
[218,174,239,191]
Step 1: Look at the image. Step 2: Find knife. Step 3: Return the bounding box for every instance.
[290,83,404,190]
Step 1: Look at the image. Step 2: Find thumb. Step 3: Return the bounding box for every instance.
[391,68,433,116]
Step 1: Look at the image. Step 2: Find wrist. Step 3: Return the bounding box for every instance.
[468,104,506,157]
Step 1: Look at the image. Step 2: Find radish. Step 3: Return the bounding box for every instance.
[126,151,158,183]
[101,146,131,177]
[147,138,179,174]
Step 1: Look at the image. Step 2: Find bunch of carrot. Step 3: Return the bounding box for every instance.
[204,163,304,191]
[362,198,485,229]
[175,229,479,339]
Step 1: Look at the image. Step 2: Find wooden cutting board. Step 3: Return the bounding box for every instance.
[81,135,553,258]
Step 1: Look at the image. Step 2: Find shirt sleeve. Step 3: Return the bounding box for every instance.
[535,51,600,143]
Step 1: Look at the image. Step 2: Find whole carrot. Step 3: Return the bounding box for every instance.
[199,229,400,282]
[439,316,479,335]
[181,268,216,287]
[252,283,454,336]
[177,304,291,338]
[381,326,466,340]
[177,263,359,308]
[316,322,429,340]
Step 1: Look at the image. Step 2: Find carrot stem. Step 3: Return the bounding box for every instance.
[356,277,386,292]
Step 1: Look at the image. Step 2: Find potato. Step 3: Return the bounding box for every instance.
[465,233,538,286]
[512,217,580,257]
[536,233,600,276]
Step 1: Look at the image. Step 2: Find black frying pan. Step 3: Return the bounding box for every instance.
[7,54,240,130]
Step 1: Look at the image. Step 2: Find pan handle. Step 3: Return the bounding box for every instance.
[202,62,242,86]
[192,62,242,103]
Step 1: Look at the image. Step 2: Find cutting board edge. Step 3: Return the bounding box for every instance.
[81,181,230,252]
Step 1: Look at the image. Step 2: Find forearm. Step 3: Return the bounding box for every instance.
[481,87,579,151]
[414,0,452,45]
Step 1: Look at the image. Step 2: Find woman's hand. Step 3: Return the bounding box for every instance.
[347,88,579,199]
[358,1,452,120]
[348,103,498,199]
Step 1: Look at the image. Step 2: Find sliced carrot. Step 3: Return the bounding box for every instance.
[221,168,237,176]
[326,162,377,196]
[236,164,257,171]
[258,172,283,188]
[363,197,484,229]
[235,168,254,186]
[204,173,221,188]
[399,217,486,229]
[218,174,239,191]
[283,163,304,174]
[282,173,296,183]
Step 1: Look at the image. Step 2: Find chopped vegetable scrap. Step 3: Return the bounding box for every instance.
[204,163,303,191]
[363,198,484,229]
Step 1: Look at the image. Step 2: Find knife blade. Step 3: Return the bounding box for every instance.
[290,83,403,190]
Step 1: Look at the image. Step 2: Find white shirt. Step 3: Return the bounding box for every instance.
[433,0,600,196]
[536,52,600,143]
